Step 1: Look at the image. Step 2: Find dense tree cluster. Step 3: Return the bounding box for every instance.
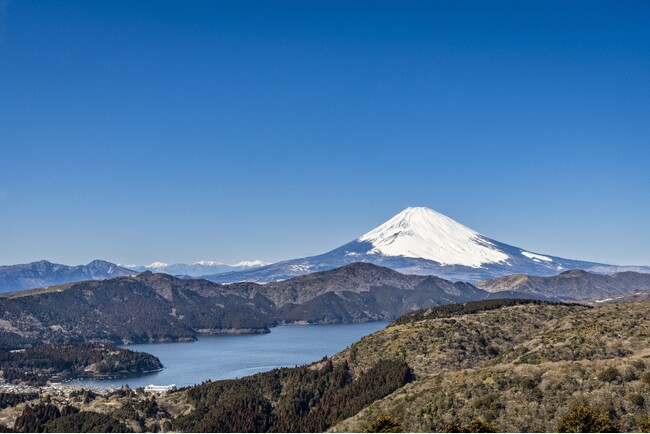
[556,404,618,433]
[0,392,38,410]
[0,342,162,384]
[639,417,650,433]
[173,357,413,432]
[13,402,129,433]
[367,415,403,432]
[68,389,98,404]
[13,401,69,432]
[112,396,169,432]
[43,412,131,433]
[443,419,498,433]
[0,330,28,352]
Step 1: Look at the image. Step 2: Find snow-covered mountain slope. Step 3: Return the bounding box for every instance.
[127,260,268,277]
[358,207,508,267]
[203,207,650,283]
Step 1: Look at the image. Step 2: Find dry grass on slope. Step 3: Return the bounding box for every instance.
[334,302,587,376]
[331,301,650,433]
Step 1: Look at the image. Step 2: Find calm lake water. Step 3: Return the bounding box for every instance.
[74,321,389,389]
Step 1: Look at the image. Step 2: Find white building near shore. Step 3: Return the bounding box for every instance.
[144,384,177,394]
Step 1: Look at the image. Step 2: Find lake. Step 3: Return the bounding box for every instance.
[74,321,389,389]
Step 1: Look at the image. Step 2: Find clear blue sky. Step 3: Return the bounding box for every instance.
[1,0,649,266]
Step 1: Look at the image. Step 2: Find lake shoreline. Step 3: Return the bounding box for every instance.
[118,319,390,347]
[73,321,389,390]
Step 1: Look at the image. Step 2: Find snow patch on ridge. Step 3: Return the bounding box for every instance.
[521,251,553,262]
[289,264,312,272]
[233,260,268,267]
[358,207,509,268]
[143,260,267,269]
[193,260,225,266]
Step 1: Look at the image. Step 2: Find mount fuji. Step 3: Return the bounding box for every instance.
[203,207,650,283]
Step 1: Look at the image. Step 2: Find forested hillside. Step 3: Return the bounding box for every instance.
[0,343,162,385]
[332,301,650,432]
[1,300,649,432]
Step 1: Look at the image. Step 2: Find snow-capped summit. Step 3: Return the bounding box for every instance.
[202,206,650,284]
[193,260,225,266]
[233,260,268,267]
[358,207,508,267]
[130,259,269,277]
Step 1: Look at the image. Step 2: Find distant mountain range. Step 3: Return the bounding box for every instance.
[2,207,648,290]
[2,262,649,349]
[125,260,268,277]
[0,260,134,292]
[0,259,268,292]
[477,269,650,301]
[202,207,650,283]
[0,263,532,348]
